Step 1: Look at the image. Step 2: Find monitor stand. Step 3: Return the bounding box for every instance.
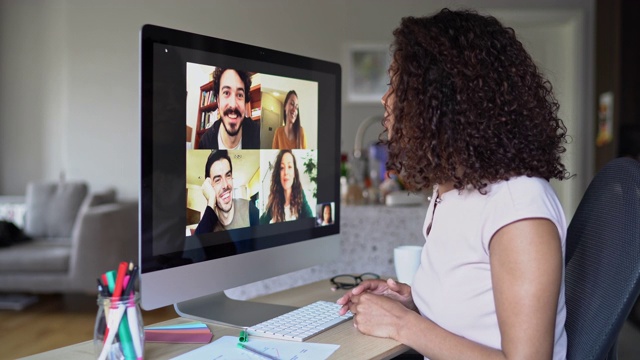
[174,291,297,328]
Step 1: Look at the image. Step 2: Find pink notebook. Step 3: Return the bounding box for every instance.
[144,321,213,343]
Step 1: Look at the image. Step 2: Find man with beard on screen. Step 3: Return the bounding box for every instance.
[195,150,253,234]
[197,67,260,149]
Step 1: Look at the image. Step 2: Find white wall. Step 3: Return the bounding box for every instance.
[491,9,592,221]
[0,0,594,205]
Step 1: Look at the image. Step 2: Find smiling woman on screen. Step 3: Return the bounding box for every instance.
[260,150,313,224]
[272,90,307,149]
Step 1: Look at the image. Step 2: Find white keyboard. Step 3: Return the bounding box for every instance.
[246,300,353,341]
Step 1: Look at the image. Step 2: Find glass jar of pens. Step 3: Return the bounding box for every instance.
[94,261,144,360]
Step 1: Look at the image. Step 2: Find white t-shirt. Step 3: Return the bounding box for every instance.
[217,130,242,150]
[269,205,298,224]
[412,176,567,360]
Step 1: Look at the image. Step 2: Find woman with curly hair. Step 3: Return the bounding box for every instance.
[260,150,313,224]
[338,9,569,359]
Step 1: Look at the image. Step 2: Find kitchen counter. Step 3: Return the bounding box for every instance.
[227,204,429,300]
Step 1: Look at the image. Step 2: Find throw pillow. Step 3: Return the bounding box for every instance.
[24,182,88,238]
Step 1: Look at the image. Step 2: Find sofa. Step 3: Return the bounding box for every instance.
[0,181,138,294]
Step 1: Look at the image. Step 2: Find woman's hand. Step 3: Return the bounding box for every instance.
[344,290,418,340]
[336,278,417,316]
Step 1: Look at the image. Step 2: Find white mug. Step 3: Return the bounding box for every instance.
[393,245,422,285]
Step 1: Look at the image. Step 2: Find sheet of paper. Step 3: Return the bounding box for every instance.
[171,335,340,360]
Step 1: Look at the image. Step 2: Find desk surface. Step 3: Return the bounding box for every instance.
[23,279,409,360]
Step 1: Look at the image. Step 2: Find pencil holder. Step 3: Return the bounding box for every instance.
[94,294,144,360]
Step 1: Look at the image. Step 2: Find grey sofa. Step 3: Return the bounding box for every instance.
[0,181,138,294]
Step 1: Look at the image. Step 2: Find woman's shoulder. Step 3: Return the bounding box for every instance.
[498,176,554,195]
[484,176,567,243]
[487,176,561,213]
[259,210,272,224]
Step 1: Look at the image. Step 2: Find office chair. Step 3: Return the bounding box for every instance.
[565,157,640,360]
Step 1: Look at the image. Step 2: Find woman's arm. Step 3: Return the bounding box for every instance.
[300,192,313,218]
[488,218,562,359]
[272,127,282,149]
[259,210,271,225]
[348,218,563,360]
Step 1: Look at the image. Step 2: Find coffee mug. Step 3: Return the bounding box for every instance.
[394,245,422,285]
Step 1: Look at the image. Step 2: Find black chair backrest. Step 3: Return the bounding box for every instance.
[565,157,640,360]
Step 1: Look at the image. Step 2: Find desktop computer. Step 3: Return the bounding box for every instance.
[139,25,342,328]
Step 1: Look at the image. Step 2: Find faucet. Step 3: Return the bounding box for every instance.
[348,115,385,204]
[353,115,383,159]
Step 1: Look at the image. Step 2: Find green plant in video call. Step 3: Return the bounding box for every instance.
[302,152,318,199]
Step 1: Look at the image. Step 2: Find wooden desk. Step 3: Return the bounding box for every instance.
[23,279,410,359]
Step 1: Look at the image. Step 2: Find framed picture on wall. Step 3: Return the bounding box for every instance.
[346,44,391,103]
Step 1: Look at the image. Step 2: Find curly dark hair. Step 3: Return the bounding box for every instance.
[383,8,570,193]
[266,150,304,222]
[212,68,252,103]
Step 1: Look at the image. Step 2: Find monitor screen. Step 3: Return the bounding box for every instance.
[140,25,341,326]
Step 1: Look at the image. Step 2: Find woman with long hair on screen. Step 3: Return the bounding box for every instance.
[320,203,333,225]
[260,150,313,224]
[272,90,307,149]
[337,8,570,359]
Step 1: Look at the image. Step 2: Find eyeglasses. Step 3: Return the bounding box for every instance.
[330,273,380,290]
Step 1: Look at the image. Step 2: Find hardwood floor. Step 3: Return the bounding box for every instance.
[0,293,176,359]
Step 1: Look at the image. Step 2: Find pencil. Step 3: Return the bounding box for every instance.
[237,342,280,360]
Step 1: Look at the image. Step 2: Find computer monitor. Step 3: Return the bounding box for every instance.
[139,25,341,327]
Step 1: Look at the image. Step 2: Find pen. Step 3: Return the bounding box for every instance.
[96,279,111,338]
[101,273,109,293]
[124,266,143,359]
[98,304,126,360]
[102,272,117,344]
[237,342,280,360]
[126,304,143,360]
[124,265,139,296]
[111,261,136,359]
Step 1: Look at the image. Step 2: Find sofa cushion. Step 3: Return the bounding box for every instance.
[81,188,116,209]
[0,238,71,273]
[24,182,88,238]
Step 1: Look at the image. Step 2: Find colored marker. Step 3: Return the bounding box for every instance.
[239,329,248,342]
[105,270,117,294]
[97,304,126,360]
[113,261,129,298]
[125,265,143,359]
[127,301,144,359]
[102,270,117,344]
[109,261,135,358]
